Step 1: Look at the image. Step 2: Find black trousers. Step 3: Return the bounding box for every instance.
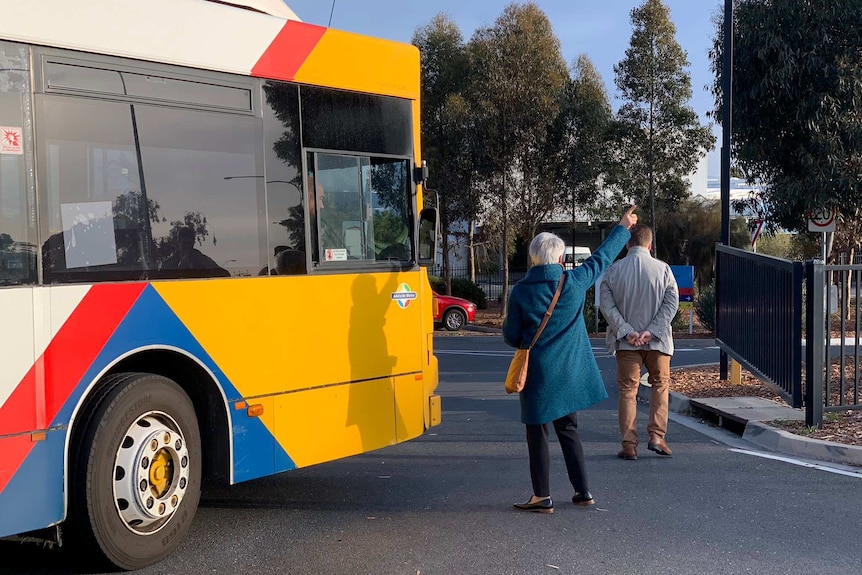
[525,412,588,498]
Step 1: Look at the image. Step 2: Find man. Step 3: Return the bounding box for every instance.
[600,224,678,460]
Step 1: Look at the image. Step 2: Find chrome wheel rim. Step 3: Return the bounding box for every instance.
[112,411,190,534]
[446,311,464,330]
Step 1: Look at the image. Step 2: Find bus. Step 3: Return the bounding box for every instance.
[0,0,440,569]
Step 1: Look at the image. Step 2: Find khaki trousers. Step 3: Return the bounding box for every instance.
[616,349,671,447]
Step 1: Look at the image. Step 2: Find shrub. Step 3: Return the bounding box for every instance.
[672,308,693,331]
[694,283,716,332]
[428,275,488,309]
[584,285,607,334]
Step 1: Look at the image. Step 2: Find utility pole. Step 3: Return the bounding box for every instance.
[718,0,733,380]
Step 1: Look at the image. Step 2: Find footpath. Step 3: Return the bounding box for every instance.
[639,377,862,468]
[464,324,862,468]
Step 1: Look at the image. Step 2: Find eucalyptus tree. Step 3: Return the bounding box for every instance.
[710,0,862,248]
[413,14,477,294]
[553,54,616,241]
[467,2,568,312]
[614,0,714,252]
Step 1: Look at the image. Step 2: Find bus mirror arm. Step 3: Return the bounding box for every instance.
[413,160,429,187]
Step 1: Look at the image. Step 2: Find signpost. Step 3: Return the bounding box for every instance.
[808,207,836,262]
[670,265,695,334]
[750,219,764,251]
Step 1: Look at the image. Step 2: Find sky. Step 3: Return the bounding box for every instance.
[281,0,724,176]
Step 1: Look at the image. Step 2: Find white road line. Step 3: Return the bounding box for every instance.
[436,347,711,357]
[435,350,514,357]
[729,448,862,479]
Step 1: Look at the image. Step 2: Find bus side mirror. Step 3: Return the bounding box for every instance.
[417,207,438,267]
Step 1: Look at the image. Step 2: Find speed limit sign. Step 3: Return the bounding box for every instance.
[808,207,836,232]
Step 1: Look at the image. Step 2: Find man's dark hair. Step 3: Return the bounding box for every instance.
[628,224,653,248]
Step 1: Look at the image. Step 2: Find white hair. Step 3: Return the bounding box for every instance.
[529,232,565,266]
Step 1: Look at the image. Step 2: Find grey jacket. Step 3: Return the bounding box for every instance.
[599,246,678,356]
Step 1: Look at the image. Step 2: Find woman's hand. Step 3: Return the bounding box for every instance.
[618,205,638,229]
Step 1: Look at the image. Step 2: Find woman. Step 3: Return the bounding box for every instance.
[503,206,637,513]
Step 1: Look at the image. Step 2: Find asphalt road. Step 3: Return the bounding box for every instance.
[3,336,862,575]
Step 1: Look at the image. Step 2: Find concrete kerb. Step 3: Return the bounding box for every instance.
[638,368,862,468]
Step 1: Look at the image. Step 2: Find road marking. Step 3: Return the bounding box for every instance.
[730,448,862,479]
[436,347,713,358]
[435,350,514,357]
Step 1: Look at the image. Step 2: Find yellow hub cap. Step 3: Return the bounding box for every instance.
[149,449,174,498]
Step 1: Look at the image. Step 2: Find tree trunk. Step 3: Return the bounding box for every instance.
[440,209,452,295]
[468,221,476,283]
[501,171,509,319]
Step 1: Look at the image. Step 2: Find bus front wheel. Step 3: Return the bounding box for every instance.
[69,373,202,570]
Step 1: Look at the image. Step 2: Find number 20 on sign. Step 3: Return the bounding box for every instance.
[808,207,836,233]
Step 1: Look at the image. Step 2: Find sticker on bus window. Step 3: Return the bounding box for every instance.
[60,201,118,269]
[0,126,23,155]
[324,248,347,262]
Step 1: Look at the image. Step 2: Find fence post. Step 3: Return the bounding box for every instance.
[791,261,803,408]
[805,260,824,428]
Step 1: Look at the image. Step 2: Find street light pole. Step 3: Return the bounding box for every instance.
[719,0,733,380]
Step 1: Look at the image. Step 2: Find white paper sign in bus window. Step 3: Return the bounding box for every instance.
[60,201,118,268]
[324,248,347,262]
[0,126,23,155]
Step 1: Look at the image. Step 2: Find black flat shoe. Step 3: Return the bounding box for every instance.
[512,497,554,514]
[571,491,595,506]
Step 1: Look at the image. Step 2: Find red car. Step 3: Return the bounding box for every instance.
[433,291,477,331]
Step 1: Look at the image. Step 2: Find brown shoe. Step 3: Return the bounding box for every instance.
[617,445,637,460]
[647,435,672,456]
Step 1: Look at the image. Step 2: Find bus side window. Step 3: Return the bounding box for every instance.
[0,41,37,285]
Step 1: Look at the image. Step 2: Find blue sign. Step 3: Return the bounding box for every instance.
[670,265,694,309]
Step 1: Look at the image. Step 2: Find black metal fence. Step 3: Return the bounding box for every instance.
[429,265,529,301]
[805,261,862,426]
[715,245,803,408]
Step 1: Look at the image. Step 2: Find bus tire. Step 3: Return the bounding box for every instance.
[68,372,202,570]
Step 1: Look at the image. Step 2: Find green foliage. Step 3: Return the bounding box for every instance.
[553,55,616,223]
[694,283,715,333]
[466,3,569,310]
[584,285,607,334]
[711,0,862,231]
[612,0,715,239]
[754,232,792,259]
[671,309,693,331]
[655,196,747,290]
[428,275,488,309]
[413,14,478,286]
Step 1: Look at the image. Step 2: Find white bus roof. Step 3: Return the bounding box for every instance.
[0,0,298,78]
[219,0,301,20]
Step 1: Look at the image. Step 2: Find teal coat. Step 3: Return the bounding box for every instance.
[503,225,630,425]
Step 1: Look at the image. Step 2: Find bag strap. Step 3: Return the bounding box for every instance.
[526,272,565,350]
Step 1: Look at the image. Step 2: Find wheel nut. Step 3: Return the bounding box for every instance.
[146,497,154,509]
[179,477,187,489]
[150,438,158,451]
[140,479,148,491]
[175,439,183,450]
[141,457,149,469]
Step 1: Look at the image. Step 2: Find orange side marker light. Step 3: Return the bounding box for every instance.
[247,404,264,418]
